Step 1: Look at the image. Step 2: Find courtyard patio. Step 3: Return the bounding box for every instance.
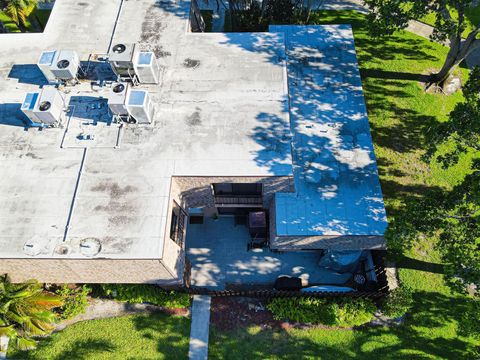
[185,217,352,290]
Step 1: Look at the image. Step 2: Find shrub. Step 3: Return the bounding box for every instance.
[95,284,190,308]
[380,286,413,318]
[332,298,377,327]
[458,299,480,338]
[267,296,376,327]
[55,284,91,320]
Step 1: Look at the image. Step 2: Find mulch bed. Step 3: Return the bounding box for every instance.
[209,297,365,332]
[163,307,189,316]
[210,297,288,331]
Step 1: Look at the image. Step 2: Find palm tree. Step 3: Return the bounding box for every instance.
[0,274,62,355]
[4,0,38,31]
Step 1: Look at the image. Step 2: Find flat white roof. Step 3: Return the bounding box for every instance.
[270,25,387,237]
[0,1,387,260]
[0,0,291,259]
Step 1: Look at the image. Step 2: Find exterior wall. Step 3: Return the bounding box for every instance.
[0,258,181,284]
[270,193,386,250]
[172,176,294,213]
[162,176,293,285]
[162,178,187,281]
[270,235,386,251]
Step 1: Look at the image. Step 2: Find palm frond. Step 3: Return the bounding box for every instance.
[26,293,63,310]
[15,336,36,351]
[0,325,16,338]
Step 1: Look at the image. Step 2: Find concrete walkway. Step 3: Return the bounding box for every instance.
[319,0,480,69]
[188,295,212,360]
[55,298,189,331]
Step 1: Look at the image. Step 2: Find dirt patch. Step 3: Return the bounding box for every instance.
[209,297,367,332]
[163,307,189,316]
[210,297,281,331]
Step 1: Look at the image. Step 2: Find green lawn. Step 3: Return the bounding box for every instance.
[209,11,480,359]
[0,7,51,33]
[419,5,480,37]
[8,313,191,360]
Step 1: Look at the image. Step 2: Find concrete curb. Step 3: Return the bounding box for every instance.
[188,295,211,360]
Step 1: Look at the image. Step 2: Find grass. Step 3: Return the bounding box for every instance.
[8,313,191,360]
[419,5,480,38]
[209,10,480,359]
[0,7,51,33]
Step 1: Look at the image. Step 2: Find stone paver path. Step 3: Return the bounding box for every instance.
[189,295,212,360]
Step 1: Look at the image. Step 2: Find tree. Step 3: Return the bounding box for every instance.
[387,68,480,295]
[433,66,480,165]
[363,0,480,86]
[0,274,62,354]
[4,0,37,31]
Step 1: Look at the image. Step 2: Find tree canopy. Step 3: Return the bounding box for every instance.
[388,67,480,295]
[364,0,480,85]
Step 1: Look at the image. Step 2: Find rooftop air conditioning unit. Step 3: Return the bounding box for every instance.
[134,52,161,84]
[108,43,137,79]
[37,50,57,83]
[108,82,130,116]
[50,50,80,81]
[21,91,40,124]
[126,89,154,124]
[32,86,65,126]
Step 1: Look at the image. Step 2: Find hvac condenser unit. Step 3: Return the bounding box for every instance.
[134,52,161,84]
[108,82,130,116]
[37,50,57,83]
[50,50,80,81]
[108,43,137,79]
[21,92,40,124]
[126,89,154,124]
[32,86,65,126]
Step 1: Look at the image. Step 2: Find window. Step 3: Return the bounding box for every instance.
[169,201,186,247]
[212,183,263,196]
[170,211,178,240]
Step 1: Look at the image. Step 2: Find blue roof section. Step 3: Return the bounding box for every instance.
[270,25,388,237]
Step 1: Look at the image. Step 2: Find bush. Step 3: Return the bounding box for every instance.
[267,297,377,327]
[55,284,91,320]
[458,299,480,338]
[95,284,190,308]
[380,286,413,318]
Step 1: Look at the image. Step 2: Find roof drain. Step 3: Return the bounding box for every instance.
[63,147,87,243]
